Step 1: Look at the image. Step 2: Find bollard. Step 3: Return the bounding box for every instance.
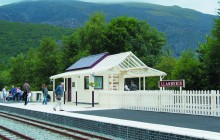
[76,91,78,106]
[92,91,94,107]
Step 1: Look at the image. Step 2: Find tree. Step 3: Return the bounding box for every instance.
[146,48,177,89]
[60,13,106,70]
[83,12,107,54]
[198,6,220,89]
[33,37,60,89]
[61,32,89,71]
[62,14,166,68]
[0,70,11,88]
[105,16,166,67]
[172,50,202,90]
[24,47,38,86]
[0,62,10,88]
[10,53,26,87]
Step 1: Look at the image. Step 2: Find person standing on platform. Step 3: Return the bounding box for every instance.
[2,86,7,102]
[129,81,138,91]
[11,86,16,100]
[23,82,30,105]
[124,84,130,91]
[27,92,32,103]
[53,82,64,111]
[42,84,48,105]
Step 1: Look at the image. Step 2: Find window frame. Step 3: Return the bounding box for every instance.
[84,76,103,89]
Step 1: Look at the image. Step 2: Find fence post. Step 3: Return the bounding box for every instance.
[211,90,216,116]
[158,91,162,112]
[182,90,186,114]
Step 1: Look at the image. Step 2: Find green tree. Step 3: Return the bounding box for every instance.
[33,37,60,89]
[61,33,89,71]
[146,48,177,89]
[198,7,220,89]
[0,70,11,88]
[105,16,166,67]
[24,47,38,85]
[0,62,10,88]
[172,50,202,90]
[60,12,106,70]
[83,12,107,54]
[10,53,26,87]
[62,14,166,69]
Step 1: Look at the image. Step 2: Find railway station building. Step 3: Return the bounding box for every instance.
[50,51,166,104]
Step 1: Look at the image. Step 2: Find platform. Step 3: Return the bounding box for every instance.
[0,102,220,140]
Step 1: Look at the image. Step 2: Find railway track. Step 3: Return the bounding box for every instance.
[0,112,112,140]
[0,125,34,140]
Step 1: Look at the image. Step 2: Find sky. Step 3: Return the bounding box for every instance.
[0,0,219,15]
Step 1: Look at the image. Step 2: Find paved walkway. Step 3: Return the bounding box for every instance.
[72,109,220,133]
[1,101,220,139]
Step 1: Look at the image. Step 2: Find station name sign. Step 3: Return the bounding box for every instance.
[159,80,185,88]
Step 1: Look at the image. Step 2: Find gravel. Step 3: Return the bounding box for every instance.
[0,117,74,140]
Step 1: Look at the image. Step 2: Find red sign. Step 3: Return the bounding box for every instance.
[159,80,185,87]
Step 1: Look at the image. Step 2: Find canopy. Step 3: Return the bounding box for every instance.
[50,51,166,79]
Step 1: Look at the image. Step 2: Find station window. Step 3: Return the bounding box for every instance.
[84,76,103,89]
[84,76,89,89]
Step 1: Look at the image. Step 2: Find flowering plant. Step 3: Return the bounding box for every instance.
[89,82,96,87]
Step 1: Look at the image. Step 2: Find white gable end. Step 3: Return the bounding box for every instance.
[50,51,166,79]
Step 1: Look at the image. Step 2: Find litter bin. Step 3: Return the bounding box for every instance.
[36,93,42,101]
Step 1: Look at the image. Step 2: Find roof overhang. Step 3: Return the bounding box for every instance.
[50,51,167,80]
[123,67,167,78]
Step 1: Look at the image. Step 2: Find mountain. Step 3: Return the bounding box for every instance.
[0,20,75,63]
[0,0,216,56]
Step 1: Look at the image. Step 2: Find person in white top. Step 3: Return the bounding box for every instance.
[124,84,130,91]
[27,92,32,103]
[2,86,7,102]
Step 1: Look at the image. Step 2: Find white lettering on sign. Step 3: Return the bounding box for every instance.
[159,80,185,87]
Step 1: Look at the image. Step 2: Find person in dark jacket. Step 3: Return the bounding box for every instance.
[129,81,138,91]
[53,82,64,111]
[23,83,30,105]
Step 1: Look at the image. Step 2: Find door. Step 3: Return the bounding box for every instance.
[68,78,71,101]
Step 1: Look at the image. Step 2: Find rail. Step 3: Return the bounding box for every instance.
[0,112,112,140]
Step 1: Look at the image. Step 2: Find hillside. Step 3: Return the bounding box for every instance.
[0,0,216,56]
[0,20,75,63]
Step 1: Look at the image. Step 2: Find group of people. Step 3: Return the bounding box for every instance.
[2,86,25,102]
[1,83,32,105]
[2,82,65,111]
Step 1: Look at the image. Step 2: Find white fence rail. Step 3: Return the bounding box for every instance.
[98,90,220,117]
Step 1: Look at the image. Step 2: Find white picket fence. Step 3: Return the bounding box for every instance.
[98,90,220,117]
